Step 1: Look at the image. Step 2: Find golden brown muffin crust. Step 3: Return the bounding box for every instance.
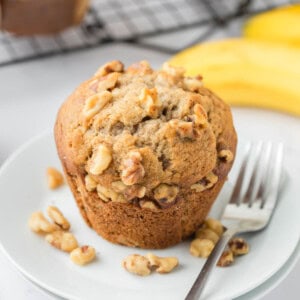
[55,60,237,248]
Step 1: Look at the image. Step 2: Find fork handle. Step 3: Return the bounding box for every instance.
[185,227,238,300]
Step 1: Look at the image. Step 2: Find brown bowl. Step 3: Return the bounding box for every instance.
[0,0,89,35]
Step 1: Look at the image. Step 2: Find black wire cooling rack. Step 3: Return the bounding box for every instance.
[0,0,297,67]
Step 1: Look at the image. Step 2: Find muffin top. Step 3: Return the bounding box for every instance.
[55,60,236,208]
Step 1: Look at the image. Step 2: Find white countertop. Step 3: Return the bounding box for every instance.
[0,43,299,300]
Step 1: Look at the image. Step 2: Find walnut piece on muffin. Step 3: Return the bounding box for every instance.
[54,60,237,249]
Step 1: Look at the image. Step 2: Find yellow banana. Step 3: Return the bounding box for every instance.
[243,4,300,47]
[168,38,300,116]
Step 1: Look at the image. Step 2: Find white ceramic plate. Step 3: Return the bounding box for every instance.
[30,232,300,300]
[238,236,300,300]
[0,132,299,300]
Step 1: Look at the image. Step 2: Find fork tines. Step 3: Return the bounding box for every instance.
[230,141,284,210]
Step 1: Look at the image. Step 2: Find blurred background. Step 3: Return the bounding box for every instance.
[0,0,298,66]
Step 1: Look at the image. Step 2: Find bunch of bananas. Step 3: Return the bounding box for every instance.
[168,5,300,116]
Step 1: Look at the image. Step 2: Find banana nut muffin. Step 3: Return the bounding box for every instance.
[55,60,237,249]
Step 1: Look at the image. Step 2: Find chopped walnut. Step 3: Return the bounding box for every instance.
[95,60,124,77]
[45,231,78,252]
[191,172,218,192]
[47,206,70,231]
[88,79,99,92]
[84,175,98,192]
[204,218,224,237]
[139,200,159,210]
[88,144,112,175]
[135,186,146,198]
[206,172,218,184]
[127,60,153,74]
[229,238,249,255]
[153,184,179,208]
[97,184,125,203]
[191,183,206,193]
[139,87,161,118]
[111,181,127,193]
[97,72,119,91]
[156,63,185,87]
[190,238,215,258]
[28,212,58,233]
[162,62,185,78]
[121,151,145,186]
[169,119,195,139]
[83,91,112,121]
[183,76,203,92]
[155,72,172,87]
[111,181,146,200]
[145,253,178,274]
[195,228,219,244]
[193,104,208,126]
[122,254,151,276]
[46,167,64,189]
[70,245,96,265]
[217,250,234,267]
[218,149,234,163]
[125,185,146,200]
[97,185,115,202]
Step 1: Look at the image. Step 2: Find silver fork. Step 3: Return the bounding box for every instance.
[185,141,284,300]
